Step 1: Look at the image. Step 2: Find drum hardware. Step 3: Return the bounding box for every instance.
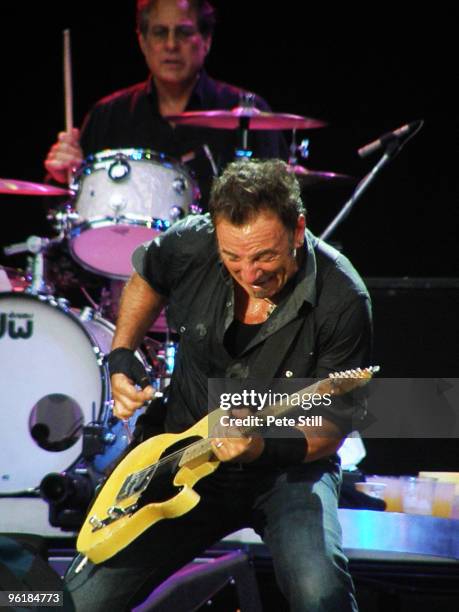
[47,203,79,235]
[4,235,63,295]
[108,154,131,181]
[286,129,355,187]
[169,205,186,222]
[288,128,310,166]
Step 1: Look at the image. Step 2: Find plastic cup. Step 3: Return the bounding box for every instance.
[355,481,387,500]
[365,475,404,512]
[432,481,456,518]
[401,476,436,515]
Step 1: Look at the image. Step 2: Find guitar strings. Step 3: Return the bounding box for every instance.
[125,438,213,484]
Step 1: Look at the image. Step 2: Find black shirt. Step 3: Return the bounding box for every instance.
[133,215,373,435]
[80,71,287,207]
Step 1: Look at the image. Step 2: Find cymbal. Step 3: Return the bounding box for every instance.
[165,107,326,130]
[288,165,356,186]
[0,178,72,197]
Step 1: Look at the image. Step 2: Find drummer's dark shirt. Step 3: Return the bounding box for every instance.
[133,215,373,436]
[80,71,287,207]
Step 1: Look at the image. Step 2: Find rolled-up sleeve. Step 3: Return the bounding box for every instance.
[315,295,373,434]
[132,237,170,297]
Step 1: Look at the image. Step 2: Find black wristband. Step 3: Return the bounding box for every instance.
[107,347,150,389]
[252,428,308,468]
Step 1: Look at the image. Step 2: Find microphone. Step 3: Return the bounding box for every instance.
[358,120,423,158]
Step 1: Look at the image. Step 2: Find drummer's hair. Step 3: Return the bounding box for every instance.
[209,159,305,233]
[136,0,216,38]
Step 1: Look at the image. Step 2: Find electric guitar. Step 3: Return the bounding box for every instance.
[77,367,379,564]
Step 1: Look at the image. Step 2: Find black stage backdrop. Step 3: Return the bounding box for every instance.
[0,3,457,471]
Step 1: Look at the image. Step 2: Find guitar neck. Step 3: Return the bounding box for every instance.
[178,437,214,467]
[236,378,323,436]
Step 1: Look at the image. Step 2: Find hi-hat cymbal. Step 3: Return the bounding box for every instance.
[0,178,72,197]
[165,107,326,130]
[288,165,356,186]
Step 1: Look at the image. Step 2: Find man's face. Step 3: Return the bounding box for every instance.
[215,210,306,300]
[138,0,211,88]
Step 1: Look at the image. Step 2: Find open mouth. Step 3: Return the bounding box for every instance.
[250,277,273,290]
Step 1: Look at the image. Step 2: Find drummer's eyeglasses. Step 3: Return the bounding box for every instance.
[148,25,200,43]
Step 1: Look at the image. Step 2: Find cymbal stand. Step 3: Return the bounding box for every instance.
[4,235,62,295]
[235,92,255,159]
[288,129,310,167]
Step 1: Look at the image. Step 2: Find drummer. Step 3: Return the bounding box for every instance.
[45,0,287,207]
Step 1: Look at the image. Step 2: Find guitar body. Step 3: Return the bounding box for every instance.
[77,367,377,564]
[77,415,220,564]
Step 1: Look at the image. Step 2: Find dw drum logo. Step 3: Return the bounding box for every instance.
[0,312,34,339]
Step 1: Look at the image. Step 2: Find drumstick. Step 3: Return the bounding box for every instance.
[63,29,73,132]
[63,29,74,185]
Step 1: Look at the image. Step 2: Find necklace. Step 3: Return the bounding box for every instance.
[263,299,277,318]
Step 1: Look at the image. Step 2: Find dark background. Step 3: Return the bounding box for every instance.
[1,3,457,471]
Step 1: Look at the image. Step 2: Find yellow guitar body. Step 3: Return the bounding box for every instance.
[76,367,377,564]
[77,414,220,564]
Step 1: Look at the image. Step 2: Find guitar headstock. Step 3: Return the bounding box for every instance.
[317,366,380,396]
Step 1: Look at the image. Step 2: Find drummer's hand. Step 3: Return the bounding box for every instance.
[111,373,155,420]
[44,128,84,184]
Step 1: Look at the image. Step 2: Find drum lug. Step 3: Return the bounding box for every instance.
[57,297,70,311]
[79,306,95,321]
[172,176,186,195]
[169,205,185,222]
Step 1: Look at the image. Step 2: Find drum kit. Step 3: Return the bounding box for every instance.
[0,102,355,528]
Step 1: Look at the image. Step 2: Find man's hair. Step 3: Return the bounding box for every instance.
[209,159,305,232]
[136,0,216,38]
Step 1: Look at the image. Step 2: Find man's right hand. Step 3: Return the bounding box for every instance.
[111,373,154,420]
[44,128,84,184]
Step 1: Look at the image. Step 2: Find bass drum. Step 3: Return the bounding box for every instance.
[0,293,146,493]
[68,148,200,280]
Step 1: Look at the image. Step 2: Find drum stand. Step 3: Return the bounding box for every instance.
[4,234,63,296]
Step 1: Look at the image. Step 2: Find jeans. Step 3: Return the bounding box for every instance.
[66,459,357,611]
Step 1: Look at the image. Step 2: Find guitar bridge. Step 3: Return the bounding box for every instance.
[89,503,138,532]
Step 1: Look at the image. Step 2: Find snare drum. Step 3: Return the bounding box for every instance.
[69,148,200,280]
[0,293,146,492]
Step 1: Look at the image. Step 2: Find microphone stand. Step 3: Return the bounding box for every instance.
[320,140,401,242]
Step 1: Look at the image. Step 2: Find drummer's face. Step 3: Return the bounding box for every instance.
[216,210,306,301]
[139,0,211,87]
